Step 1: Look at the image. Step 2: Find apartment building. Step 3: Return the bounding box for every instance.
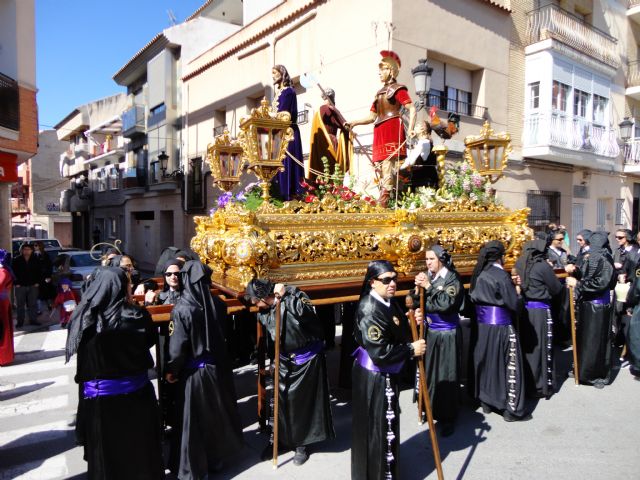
[0,0,37,251]
[55,94,128,249]
[502,0,640,251]
[110,0,264,271]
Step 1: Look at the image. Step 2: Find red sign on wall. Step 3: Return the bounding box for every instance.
[0,152,18,183]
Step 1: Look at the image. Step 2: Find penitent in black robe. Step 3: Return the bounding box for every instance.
[352,294,412,480]
[518,259,564,397]
[166,261,243,480]
[574,238,615,385]
[257,286,335,448]
[413,269,464,422]
[75,303,163,480]
[470,265,526,416]
[625,262,640,376]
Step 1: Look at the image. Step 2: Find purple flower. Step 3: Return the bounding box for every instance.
[217,191,233,209]
[235,192,247,202]
[460,162,469,173]
[471,173,483,188]
[462,178,471,192]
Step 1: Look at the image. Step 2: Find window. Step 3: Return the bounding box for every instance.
[528,82,540,110]
[149,161,159,184]
[148,103,166,127]
[188,157,205,211]
[446,87,471,116]
[573,89,589,118]
[592,95,607,124]
[527,190,560,231]
[597,199,607,229]
[428,88,445,110]
[109,167,120,190]
[552,81,570,112]
[96,171,107,192]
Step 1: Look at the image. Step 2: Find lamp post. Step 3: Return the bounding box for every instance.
[619,117,633,165]
[411,58,433,113]
[158,150,183,180]
[207,129,245,191]
[238,97,293,202]
[463,121,512,183]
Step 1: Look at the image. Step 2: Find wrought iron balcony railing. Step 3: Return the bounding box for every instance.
[628,61,640,88]
[523,111,620,158]
[623,139,640,166]
[526,4,619,68]
[427,93,487,119]
[0,72,19,131]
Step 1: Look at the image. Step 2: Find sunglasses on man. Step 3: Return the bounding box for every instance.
[376,275,397,285]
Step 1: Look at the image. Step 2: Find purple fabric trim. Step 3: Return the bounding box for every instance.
[186,353,215,369]
[475,305,512,326]
[589,292,611,305]
[525,301,551,309]
[353,346,405,374]
[427,312,459,331]
[280,341,323,366]
[83,373,149,399]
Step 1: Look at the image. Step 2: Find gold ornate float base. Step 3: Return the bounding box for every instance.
[191,200,532,292]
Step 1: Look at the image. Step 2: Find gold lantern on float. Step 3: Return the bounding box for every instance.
[463,121,512,183]
[206,129,245,191]
[238,97,293,202]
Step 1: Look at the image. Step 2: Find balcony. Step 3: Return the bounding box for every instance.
[84,136,126,168]
[623,139,640,173]
[523,111,619,168]
[0,72,19,131]
[11,198,29,216]
[629,0,640,25]
[627,61,640,100]
[427,93,488,119]
[122,105,146,137]
[526,4,619,69]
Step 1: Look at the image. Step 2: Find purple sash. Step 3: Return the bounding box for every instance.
[427,312,459,331]
[186,352,215,370]
[525,301,550,309]
[590,292,611,305]
[353,346,405,374]
[475,305,512,326]
[83,373,149,399]
[280,341,324,366]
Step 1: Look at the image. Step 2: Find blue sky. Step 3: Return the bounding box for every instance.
[36,0,206,129]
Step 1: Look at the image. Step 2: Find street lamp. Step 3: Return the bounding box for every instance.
[158,150,183,180]
[411,58,433,112]
[619,117,633,142]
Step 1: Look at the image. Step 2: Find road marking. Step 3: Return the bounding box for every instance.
[0,454,68,480]
[0,420,73,449]
[0,394,69,417]
[1,358,74,377]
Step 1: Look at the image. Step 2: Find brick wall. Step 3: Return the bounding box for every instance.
[0,85,38,157]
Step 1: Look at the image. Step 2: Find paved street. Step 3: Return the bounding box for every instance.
[0,323,639,479]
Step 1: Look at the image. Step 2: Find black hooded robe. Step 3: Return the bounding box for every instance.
[470,265,526,416]
[257,286,335,449]
[516,241,564,397]
[68,267,163,480]
[625,260,640,376]
[166,261,243,480]
[574,233,615,385]
[352,294,412,480]
[415,269,464,423]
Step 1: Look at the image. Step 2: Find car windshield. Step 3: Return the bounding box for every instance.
[69,254,100,268]
[40,239,61,248]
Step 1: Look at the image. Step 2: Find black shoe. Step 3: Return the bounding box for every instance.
[209,460,224,473]
[293,446,309,466]
[480,402,492,414]
[503,411,532,422]
[260,443,274,461]
[16,321,24,328]
[593,379,605,389]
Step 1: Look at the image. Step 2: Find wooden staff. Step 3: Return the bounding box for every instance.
[408,309,444,480]
[272,297,282,469]
[417,287,426,425]
[569,286,579,385]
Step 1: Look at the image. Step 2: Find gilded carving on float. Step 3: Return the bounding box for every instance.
[192,113,531,291]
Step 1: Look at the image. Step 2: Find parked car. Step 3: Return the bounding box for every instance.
[11,237,62,257]
[52,250,101,293]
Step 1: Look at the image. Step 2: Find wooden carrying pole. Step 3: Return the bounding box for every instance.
[417,287,426,424]
[407,310,444,480]
[569,286,579,385]
[272,298,282,469]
